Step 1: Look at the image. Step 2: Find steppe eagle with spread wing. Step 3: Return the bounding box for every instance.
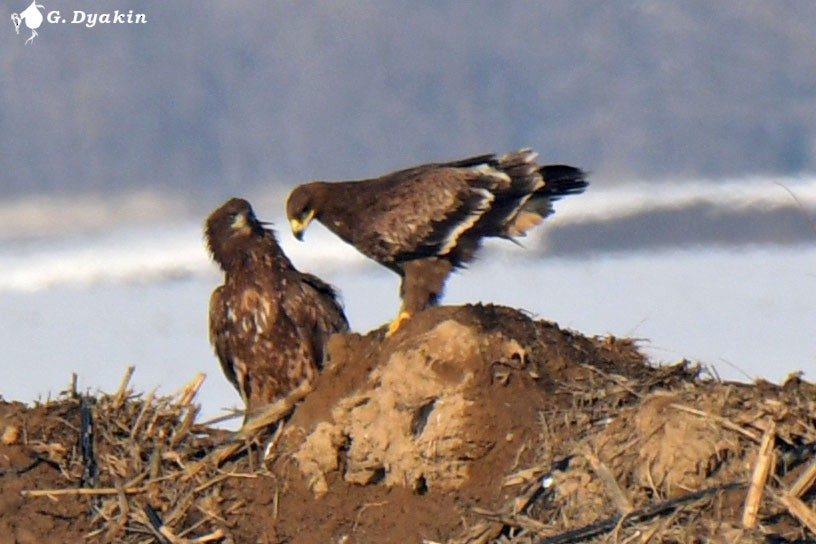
[206,198,349,414]
[286,148,587,335]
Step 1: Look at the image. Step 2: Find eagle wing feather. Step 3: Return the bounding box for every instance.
[353,166,504,262]
[282,271,349,369]
[208,285,240,395]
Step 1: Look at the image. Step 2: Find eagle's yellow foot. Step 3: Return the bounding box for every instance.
[386,311,412,337]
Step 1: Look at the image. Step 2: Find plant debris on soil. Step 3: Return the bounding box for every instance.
[1,303,815,543]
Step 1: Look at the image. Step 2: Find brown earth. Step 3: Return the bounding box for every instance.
[1,304,814,543]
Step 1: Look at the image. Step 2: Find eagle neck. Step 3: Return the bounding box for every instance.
[221,232,290,281]
[316,181,364,243]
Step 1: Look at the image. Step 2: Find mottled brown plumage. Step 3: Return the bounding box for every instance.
[286,149,587,333]
[206,198,348,414]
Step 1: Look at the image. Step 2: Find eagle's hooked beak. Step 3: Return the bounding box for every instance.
[290,209,315,241]
[232,213,248,230]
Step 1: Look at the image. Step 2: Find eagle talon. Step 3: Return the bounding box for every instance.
[386,311,412,337]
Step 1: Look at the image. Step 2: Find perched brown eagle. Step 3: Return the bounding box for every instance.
[286,148,588,334]
[205,198,349,414]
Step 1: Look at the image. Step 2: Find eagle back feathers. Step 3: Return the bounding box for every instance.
[319,160,519,264]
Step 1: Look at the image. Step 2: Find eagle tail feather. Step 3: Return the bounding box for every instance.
[505,165,587,236]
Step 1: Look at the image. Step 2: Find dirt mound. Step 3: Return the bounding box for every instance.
[1,304,815,543]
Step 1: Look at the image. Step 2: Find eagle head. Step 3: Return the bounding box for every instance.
[205,197,266,269]
[286,184,322,241]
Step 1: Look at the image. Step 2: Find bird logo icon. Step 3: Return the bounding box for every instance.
[11,1,45,45]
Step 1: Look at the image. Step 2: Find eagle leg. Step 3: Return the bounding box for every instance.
[388,258,453,335]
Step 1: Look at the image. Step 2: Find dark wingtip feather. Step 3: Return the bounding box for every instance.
[538,164,589,199]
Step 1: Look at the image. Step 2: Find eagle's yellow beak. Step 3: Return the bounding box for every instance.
[231,213,248,230]
[290,209,315,241]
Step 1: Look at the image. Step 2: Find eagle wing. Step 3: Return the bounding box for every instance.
[352,164,503,263]
[210,277,315,409]
[281,270,349,369]
[314,151,586,268]
[208,285,241,399]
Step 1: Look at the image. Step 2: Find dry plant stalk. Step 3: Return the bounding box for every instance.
[21,367,246,542]
[584,449,633,514]
[176,373,206,407]
[21,486,145,498]
[742,421,776,528]
[778,493,816,536]
[112,366,136,409]
[185,379,313,477]
[669,403,760,442]
[452,472,551,543]
[789,457,816,499]
[238,379,313,438]
[69,372,78,397]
